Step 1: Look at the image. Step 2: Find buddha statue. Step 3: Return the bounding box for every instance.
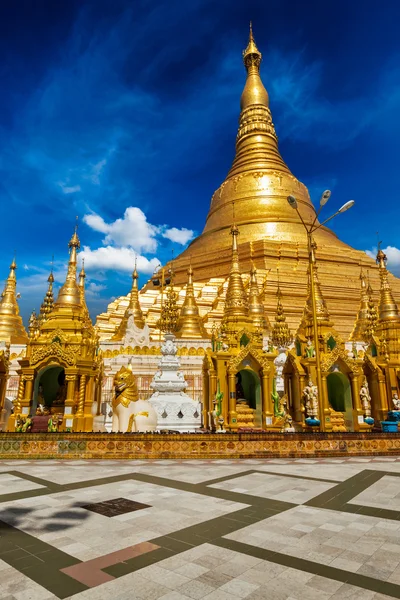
[235,373,248,405]
[53,372,67,406]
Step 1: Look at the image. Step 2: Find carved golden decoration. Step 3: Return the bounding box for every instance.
[320,347,359,374]
[29,342,78,367]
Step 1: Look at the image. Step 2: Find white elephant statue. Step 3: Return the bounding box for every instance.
[111,366,157,433]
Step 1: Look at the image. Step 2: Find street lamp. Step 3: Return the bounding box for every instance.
[287,192,354,430]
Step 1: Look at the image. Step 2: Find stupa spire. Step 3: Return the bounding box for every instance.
[0,258,28,344]
[176,264,208,339]
[113,259,145,340]
[349,269,370,342]
[223,219,249,324]
[376,245,400,321]
[55,220,82,308]
[78,259,90,318]
[365,277,378,340]
[298,241,332,337]
[248,264,269,330]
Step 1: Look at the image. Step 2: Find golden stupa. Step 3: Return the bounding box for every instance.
[96,26,400,341]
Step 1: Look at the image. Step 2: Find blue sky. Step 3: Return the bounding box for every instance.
[1,0,400,323]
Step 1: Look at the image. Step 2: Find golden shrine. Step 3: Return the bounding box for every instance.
[1,26,400,441]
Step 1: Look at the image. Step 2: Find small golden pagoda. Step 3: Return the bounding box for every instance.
[176,265,208,339]
[112,262,145,340]
[349,270,370,343]
[248,265,269,332]
[203,222,276,431]
[8,225,101,432]
[0,259,28,344]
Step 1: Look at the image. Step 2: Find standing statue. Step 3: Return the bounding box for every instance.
[211,380,224,432]
[272,378,283,418]
[111,366,157,433]
[360,378,372,418]
[305,339,315,358]
[302,379,319,420]
[392,393,400,411]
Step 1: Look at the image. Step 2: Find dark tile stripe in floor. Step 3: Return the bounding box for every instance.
[1,466,400,598]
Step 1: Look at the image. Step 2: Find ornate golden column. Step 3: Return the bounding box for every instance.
[7,377,25,431]
[349,372,363,432]
[74,374,86,431]
[83,376,94,432]
[228,370,238,431]
[378,374,389,422]
[202,368,209,429]
[321,374,332,432]
[21,374,34,416]
[261,369,273,429]
[209,368,217,430]
[62,374,77,431]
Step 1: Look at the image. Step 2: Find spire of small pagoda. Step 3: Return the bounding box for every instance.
[376,245,400,322]
[55,219,82,309]
[365,276,378,340]
[157,269,180,334]
[248,264,269,331]
[176,263,208,339]
[349,269,370,342]
[39,264,55,324]
[297,241,332,336]
[0,258,28,344]
[271,271,292,348]
[113,259,145,340]
[223,214,249,324]
[78,259,90,316]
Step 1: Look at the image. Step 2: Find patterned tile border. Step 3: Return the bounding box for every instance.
[1,431,400,459]
[2,466,400,598]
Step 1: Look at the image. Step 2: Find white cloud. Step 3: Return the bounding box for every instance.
[366,246,400,276]
[83,207,159,253]
[58,182,81,194]
[162,227,194,245]
[85,281,107,298]
[79,245,160,274]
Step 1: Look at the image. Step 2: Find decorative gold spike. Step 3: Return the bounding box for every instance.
[376,245,400,321]
[223,223,249,324]
[176,265,208,339]
[113,261,145,340]
[0,259,28,344]
[349,269,370,342]
[248,264,269,330]
[157,271,180,334]
[54,222,82,308]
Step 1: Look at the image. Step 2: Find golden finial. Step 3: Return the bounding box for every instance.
[39,260,56,323]
[157,278,180,334]
[0,258,28,343]
[54,222,82,308]
[112,260,145,339]
[176,264,208,339]
[349,268,370,342]
[365,274,378,341]
[243,21,262,69]
[223,219,249,324]
[240,23,269,110]
[375,242,400,321]
[248,263,269,331]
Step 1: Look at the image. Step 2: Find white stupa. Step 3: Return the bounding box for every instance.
[148,333,201,431]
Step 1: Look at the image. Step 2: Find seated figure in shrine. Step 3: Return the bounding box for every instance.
[236,373,248,405]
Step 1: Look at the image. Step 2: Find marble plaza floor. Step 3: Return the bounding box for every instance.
[1,459,400,599]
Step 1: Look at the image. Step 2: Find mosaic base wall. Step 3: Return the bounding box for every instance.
[1,432,400,459]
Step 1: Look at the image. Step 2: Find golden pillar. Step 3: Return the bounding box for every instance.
[321,374,332,432]
[349,372,363,432]
[202,369,209,429]
[21,375,34,415]
[378,374,389,422]
[83,376,94,432]
[209,368,217,430]
[74,374,86,431]
[62,374,77,431]
[216,361,228,427]
[298,373,306,426]
[7,377,24,431]
[261,369,273,429]
[228,370,238,431]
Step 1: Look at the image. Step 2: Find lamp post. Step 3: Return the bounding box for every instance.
[287,192,354,430]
